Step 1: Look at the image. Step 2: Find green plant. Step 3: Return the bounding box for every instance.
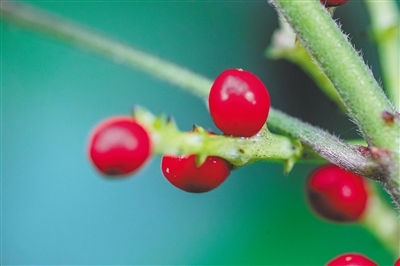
[1,0,398,263]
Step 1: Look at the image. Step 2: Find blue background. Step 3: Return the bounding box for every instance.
[2,1,396,265]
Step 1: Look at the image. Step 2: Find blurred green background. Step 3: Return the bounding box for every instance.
[2,1,396,265]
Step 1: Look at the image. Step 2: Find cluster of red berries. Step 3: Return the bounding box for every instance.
[87,69,393,263]
[161,69,270,192]
[88,69,270,193]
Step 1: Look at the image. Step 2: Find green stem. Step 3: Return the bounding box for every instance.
[270,0,400,210]
[267,109,380,178]
[133,107,302,172]
[269,0,399,150]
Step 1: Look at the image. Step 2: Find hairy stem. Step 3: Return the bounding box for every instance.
[269,0,400,209]
[269,0,399,149]
[268,109,380,178]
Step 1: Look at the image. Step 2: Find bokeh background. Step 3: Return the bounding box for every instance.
[2,1,397,265]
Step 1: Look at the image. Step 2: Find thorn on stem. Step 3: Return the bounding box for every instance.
[381,110,399,126]
[166,115,173,124]
[356,145,371,157]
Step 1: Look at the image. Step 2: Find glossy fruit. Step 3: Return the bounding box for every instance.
[161,154,232,193]
[88,116,151,177]
[209,69,270,137]
[395,258,400,266]
[320,0,348,7]
[326,253,377,266]
[307,164,368,222]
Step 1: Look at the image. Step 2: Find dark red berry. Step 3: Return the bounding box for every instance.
[326,253,377,266]
[395,258,400,266]
[320,0,348,7]
[161,154,231,193]
[208,69,270,137]
[88,116,152,177]
[307,164,368,222]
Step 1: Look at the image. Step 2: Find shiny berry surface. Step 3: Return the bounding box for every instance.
[161,154,231,193]
[320,0,348,7]
[307,164,368,222]
[208,69,270,137]
[88,116,151,177]
[326,253,378,266]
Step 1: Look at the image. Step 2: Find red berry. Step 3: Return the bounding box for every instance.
[326,253,377,266]
[320,0,348,7]
[306,164,368,222]
[88,116,152,177]
[161,154,232,193]
[395,258,400,266]
[208,69,270,137]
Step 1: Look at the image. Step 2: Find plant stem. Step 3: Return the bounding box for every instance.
[269,0,399,150]
[133,107,303,171]
[267,108,380,178]
[269,0,400,209]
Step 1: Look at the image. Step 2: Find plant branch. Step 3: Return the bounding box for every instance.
[269,0,399,150]
[2,2,398,206]
[0,2,327,169]
[267,109,380,178]
[0,1,381,174]
[133,107,302,172]
[269,0,400,209]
